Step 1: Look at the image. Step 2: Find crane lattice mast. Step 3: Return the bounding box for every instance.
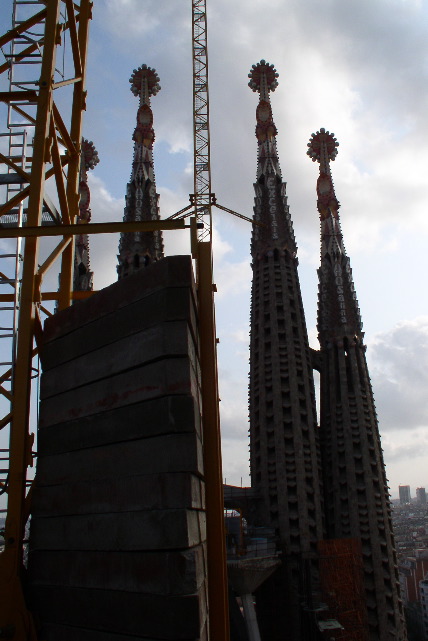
[191,3,230,640]
[192,0,213,241]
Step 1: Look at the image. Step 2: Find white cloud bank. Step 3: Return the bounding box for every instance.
[80,0,428,489]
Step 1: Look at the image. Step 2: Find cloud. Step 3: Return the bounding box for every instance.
[99,1,187,42]
[86,175,123,289]
[368,317,428,431]
[215,258,251,300]
[382,433,428,465]
[17,0,424,490]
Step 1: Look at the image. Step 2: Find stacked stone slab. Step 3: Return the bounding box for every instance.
[27,255,208,641]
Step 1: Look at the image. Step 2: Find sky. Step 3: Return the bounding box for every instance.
[1,0,428,499]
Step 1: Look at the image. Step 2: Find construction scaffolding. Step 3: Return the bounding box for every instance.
[0,1,93,635]
[0,3,229,639]
[317,539,369,641]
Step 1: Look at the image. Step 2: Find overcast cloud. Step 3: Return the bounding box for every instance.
[86,0,428,496]
[1,0,426,497]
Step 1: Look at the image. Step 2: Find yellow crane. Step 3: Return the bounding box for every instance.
[190,3,230,640]
[0,1,231,637]
[0,3,185,636]
[0,2,92,635]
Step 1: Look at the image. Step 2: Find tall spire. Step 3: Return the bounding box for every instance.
[308,130,407,641]
[248,59,280,180]
[307,128,362,342]
[248,62,323,641]
[249,61,296,260]
[117,64,164,279]
[74,138,99,294]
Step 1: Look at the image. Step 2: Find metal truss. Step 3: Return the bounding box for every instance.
[0,2,93,635]
[192,0,213,242]
[191,3,230,640]
[0,1,228,638]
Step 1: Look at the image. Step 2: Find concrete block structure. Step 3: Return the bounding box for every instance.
[28,256,208,641]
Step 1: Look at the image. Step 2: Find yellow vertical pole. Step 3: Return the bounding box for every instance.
[197,240,230,641]
[0,2,61,637]
[57,0,92,311]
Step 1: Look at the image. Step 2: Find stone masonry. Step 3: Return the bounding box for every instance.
[248,61,324,641]
[27,255,208,641]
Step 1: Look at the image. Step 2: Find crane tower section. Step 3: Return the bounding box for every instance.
[192,0,213,241]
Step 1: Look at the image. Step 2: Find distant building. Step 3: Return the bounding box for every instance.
[417,488,427,505]
[400,485,411,505]
[399,550,428,604]
[420,573,428,639]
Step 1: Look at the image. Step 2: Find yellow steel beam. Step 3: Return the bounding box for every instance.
[52,102,78,154]
[58,0,90,310]
[0,386,12,403]
[64,0,82,77]
[39,304,53,317]
[10,103,37,126]
[0,42,42,75]
[41,290,96,300]
[0,152,31,182]
[0,2,66,638]
[52,76,83,89]
[166,203,194,219]
[0,271,15,288]
[0,8,47,48]
[0,291,97,303]
[50,118,71,225]
[0,219,186,238]
[37,236,73,280]
[214,202,265,228]
[0,91,38,102]
[197,240,230,641]
[0,155,70,219]
[0,413,12,431]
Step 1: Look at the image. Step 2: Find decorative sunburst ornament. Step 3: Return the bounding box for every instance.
[307,128,339,162]
[248,60,279,93]
[129,64,161,97]
[81,139,99,171]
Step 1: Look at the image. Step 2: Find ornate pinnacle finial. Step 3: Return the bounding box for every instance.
[78,138,99,223]
[248,60,279,101]
[130,65,160,150]
[129,64,161,104]
[249,61,280,176]
[307,129,340,218]
[117,64,164,280]
[81,139,100,172]
[307,128,339,170]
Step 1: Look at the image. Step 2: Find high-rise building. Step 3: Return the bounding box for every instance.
[117,64,164,280]
[416,487,426,505]
[307,128,406,641]
[248,60,324,641]
[399,485,411,505]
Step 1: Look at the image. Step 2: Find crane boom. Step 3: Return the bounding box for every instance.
[191,3,230,640]
[192,0,213,241]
